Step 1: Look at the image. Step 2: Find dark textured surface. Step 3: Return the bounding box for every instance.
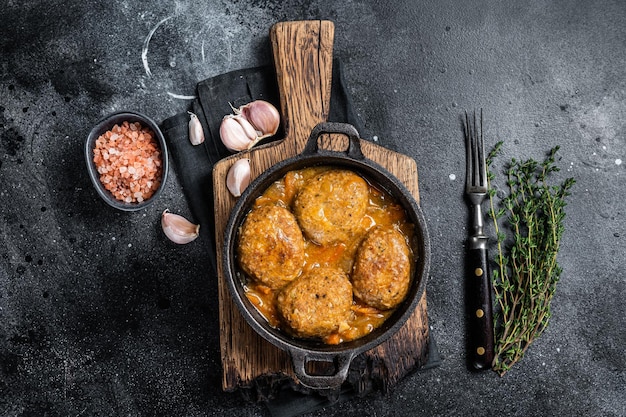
[1,1,624,416]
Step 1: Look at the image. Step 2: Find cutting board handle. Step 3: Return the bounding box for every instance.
[270,20,335,155]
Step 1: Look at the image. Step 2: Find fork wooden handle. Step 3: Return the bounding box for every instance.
[467,247,495,370]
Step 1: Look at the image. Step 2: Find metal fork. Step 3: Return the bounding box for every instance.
[463,109,495,370]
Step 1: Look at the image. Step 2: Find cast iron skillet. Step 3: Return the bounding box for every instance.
[223,122,431,390]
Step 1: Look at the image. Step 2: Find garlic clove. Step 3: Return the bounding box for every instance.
[219,115,256,151]
[161,209,200,244]
[234,114,258,141]
[240,100,280,139]
[188,111,205,146]
[226,158,251,197]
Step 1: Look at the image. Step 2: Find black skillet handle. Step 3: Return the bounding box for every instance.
[290,350,354,391]
[467,246,495,370]
[302,122,365,160]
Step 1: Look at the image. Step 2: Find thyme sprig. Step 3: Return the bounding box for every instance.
[486,142,575,376]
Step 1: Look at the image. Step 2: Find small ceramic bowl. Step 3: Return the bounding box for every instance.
[85,111,169,211]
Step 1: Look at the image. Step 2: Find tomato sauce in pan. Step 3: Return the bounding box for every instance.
[241,166,415,345]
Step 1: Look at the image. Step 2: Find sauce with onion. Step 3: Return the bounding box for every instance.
[241,166,415,344]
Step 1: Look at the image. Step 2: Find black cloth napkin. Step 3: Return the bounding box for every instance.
[265,335,440,417]
[160,59,364,273]
[160,58,441,415]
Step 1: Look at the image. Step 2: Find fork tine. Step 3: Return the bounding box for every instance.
[472,110,480,187]
[472,111,480,187]
[478,109,486,187]
[464,111,471,187]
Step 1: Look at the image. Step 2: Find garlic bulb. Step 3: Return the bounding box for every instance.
[161,209,200,244]
[226,158,251,197]
[219,100,280,152]
[188,111,205,146]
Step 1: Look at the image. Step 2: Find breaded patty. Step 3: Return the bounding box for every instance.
[237,204,305,289]
[277,267,354,338]
[293,170,369,245]
[352,226,412,310]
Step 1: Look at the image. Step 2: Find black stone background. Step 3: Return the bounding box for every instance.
[1,0,624,416]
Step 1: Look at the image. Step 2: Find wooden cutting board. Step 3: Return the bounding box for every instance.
[212,20,430,394]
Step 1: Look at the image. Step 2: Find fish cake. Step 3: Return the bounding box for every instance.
[277,267,353,338]
[237,204,305,289]
[352,226,412,310]
[293,169,368,245]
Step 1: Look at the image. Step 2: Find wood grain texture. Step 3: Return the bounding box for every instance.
[212,20,430,393]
